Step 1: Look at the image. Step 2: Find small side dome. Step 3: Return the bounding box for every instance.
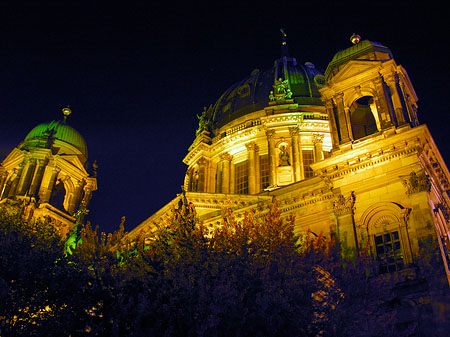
[22,120,88,159]
[325,38,393,80]
[208,57,325,130]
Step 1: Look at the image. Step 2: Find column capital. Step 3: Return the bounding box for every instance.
[220,153,233,162]
[245,142,259,152]
[333,92,345,102]
[289,126,299,136]
[37,158,48,166]
[324,99,334,109]
[333,191,356,216]
[265,129,276,139]
[312,133,324,145]
[197,157,207,166]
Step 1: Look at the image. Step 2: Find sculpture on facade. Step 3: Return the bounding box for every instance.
[196,106,212,136]
[269,78,293,102]
[279,145,291,166]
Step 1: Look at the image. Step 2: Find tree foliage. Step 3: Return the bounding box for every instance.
[0,201,447,336]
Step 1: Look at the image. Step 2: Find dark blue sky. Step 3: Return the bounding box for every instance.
[0,1,448,233]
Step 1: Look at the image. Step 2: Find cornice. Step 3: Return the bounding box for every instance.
[312,126,430,179]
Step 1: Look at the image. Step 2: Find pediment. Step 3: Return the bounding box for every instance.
[58,155,88,174]
[328,60,381,84]
[1,148,25,169]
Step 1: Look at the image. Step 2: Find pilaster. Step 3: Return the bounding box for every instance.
[246,142,259,194]
[266,130,276,186]
[289,127,301,182]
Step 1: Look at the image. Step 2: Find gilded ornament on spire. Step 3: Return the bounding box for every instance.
[350,33,361,44]
[62,106,72,124]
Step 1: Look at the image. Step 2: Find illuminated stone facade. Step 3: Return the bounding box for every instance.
[131,37,450,292]
[0,109,97,237]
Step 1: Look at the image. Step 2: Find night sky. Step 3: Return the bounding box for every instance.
[0,1,448,234]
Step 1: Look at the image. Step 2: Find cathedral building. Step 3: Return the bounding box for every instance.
[130,35,450,287]
[1,33,449,333]
[0,108,97,237]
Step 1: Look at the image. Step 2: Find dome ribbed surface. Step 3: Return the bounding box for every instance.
[210,57,325,129]
[23,121,88,158]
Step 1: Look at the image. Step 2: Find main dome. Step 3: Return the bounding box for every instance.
[22,120,88,159]
[208,56,325,130]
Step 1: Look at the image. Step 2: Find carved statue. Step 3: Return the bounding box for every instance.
[196,106,212,136]
[269,78,293,102]
[279,145,290,166]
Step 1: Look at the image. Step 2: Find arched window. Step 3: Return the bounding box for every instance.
[350,96,378,140]
[360,202,413,274]
[50,178,67,212]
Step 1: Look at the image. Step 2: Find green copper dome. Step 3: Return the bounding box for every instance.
[206,56,325,130]
[325,39,393,80]
[23,120,88,158]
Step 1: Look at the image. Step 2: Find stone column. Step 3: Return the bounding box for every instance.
[68,179,85,215]
[8,162,25,197]
[17,159,37,196]
[41,167,60,204]
[333,192,359,256]
[208,161,217,193]
[184,171,191,192]
[220,153,232,194]
[197,158,207,192]
[81,186,93,209]
[246,142,259,194]
[266,130,276,186]
[28,158,48,198]
[1,169,19,199]
[384,73,406,126]
[333,94,351,143]
[374,77,395,130]
[255,148,261,193]
[324,100,340,149]
[229,162,235,194]
[216,162,223,193]
[0,171,8,197]
[312,133,324,162]
[289,127,301,182]
[398,79,414,125]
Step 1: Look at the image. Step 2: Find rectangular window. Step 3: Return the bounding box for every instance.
[302,150,314,179]
[375,231,404,274]
[260,155,269,190]
[235,161,248,194]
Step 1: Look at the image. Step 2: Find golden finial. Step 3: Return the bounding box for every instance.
[350,33,361,44]
[62,106,72,123]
